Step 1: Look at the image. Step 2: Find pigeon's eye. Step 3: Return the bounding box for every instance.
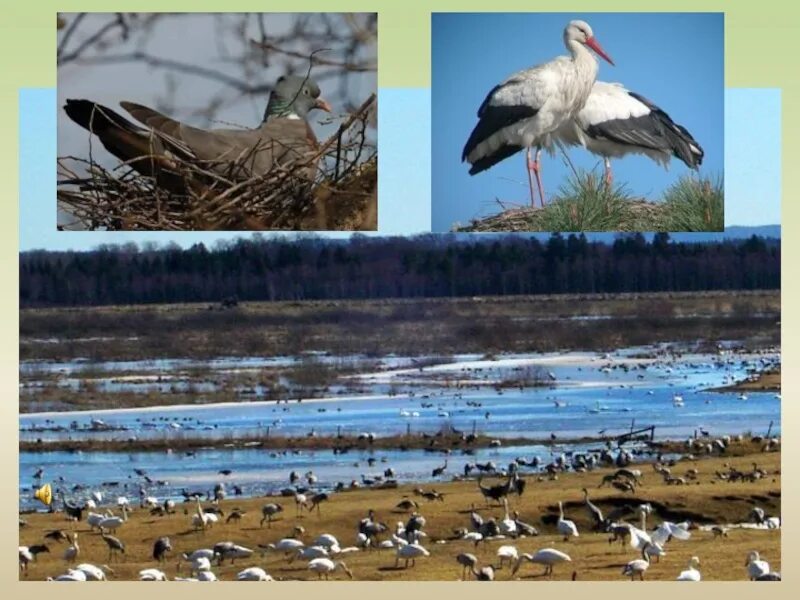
[303,88,309,95]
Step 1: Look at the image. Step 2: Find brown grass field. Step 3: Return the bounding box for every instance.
[19,449,780,582]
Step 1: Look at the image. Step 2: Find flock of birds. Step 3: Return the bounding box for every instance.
[20,347,780,581]
[19,447,781,582]
[462,19,706,206]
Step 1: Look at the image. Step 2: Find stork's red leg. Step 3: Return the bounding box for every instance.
[533,149,546,206]
[526,148,546,208]
[604,157,613,188]
[525,148,538,208]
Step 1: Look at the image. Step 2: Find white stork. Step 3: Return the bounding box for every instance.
[462,19,613,207]
[557,81,704,185]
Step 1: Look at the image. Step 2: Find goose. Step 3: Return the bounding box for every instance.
[622,543,651,581]
[395,543,430,568]
[236,567,274,581]
[745,551,770,580]
[557,501,579,541]
[308,558,353,580]
[511,548,572,578]
[676,556,701,581]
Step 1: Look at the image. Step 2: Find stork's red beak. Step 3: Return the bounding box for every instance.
[315,98,333,113]
[585,36,614,66]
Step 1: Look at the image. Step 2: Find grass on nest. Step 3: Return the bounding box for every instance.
[540,170,637,231]
[661,174,725,232]
[456,170,725,233]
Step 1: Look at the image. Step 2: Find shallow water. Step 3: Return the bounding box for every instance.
[19,347,780,510]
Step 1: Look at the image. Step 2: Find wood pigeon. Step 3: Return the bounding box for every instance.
[63,75,332,192]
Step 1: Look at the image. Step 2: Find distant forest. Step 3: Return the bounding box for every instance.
[20,233,780,308]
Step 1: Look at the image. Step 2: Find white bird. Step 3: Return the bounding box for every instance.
[652,521,692,546]
[308,558,353,580]
[51,569,88,581]
[291,546,330,562]
[622,544,651,581]
[557,501,579,541]
[395,543,430,568]
[499,497,518,537]
[197,570,218,581]
[676,556,702,581]
[557,81,703,186]
[497,545,519,567]
[463,19,614,207]
[314,533,340,549]
[262,538,305,557]
[98,505,128,533]
[180,548,215,563]
[19,547,33,573]
[74,563,108,581]
[237,567,273,581]
[86,511,106,531]
[511,548,572,578]
[745,551,770,580]
[63,533,80,563]
[139,568,168,581]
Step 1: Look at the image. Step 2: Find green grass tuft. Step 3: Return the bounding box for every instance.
[661,174,725,231]
[540,171,637,231]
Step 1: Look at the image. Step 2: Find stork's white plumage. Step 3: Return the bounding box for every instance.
[558,81,703,185]
[463,19,614,207]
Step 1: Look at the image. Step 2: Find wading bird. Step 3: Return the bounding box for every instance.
[557,81,703,186]
[462,20,614,207]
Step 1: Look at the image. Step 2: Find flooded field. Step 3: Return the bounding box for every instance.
[19,342,780,510]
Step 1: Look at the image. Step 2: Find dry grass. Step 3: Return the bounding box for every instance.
[20,290,781,363]
[455,173,724,233]
[19,450,780,581]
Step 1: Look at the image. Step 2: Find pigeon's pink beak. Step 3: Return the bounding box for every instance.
[585,36,614,66]
[315,98,333,113]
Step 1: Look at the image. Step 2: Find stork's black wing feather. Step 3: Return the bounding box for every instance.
[587,92,704,169]
[462,81,538,167]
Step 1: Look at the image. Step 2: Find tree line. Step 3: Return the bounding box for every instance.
[20,233,780,307]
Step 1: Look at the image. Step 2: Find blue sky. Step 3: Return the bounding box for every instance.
[432,12,725,231]
[21,86,778,251]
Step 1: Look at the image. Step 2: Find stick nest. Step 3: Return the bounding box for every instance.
[58,95,377,231]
